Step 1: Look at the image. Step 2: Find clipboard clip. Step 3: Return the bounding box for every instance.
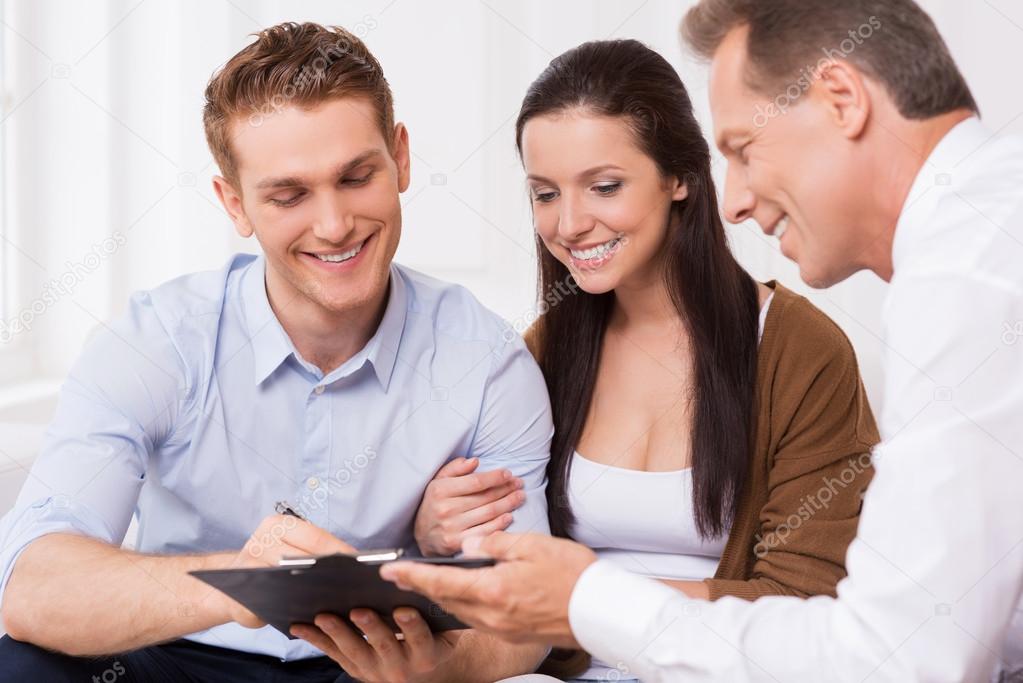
[278,547,405,567]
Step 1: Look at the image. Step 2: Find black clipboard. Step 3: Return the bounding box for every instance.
[190,550,493,638]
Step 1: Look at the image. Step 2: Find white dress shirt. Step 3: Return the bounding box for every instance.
[567,117,1023,682]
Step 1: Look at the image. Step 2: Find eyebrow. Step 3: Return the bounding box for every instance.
[526,164,626,184]
[715,129,748,154]
[254,149,384,190]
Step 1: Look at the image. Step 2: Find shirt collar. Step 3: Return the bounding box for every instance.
[241,257,409,390]
[356,264,408,391]
[892,116,988,271]
[241,256,297,386]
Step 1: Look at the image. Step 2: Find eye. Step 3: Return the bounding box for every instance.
[531,189,559,204]
[269,191,305,207]
[738,143,751,164]
[342,171,374,187]
[593,182,622,196]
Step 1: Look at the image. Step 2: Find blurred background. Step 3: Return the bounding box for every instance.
[0,0,1020,508]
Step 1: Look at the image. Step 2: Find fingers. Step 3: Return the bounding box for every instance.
[440,467,515,498]
[380,562,484,603]
[435,456,479,478]
[245,514,355,566]
[461,511,514,540]
[463,531,537,560]
[291,621,360,673]
[350,609,404,664]
[456,488,525,530]
[315,613,379,671]
[283,517,356,556]
[394,608,435,671]
[458,478,524,512]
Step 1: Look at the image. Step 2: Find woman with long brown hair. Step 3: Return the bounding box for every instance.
[416,39,878,681]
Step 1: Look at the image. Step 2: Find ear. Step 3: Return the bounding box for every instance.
[669,176,690,202]
[212,176,255,238]
[812,60,870,140]
[392,122,411,193]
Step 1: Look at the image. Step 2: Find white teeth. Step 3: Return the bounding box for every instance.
[775,216,789,239]
[314,240,364,263]
[570,237,621,261]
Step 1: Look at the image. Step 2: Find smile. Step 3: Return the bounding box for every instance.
[765,215,789,239]
[311,240,366,263]
[569,236,623,261]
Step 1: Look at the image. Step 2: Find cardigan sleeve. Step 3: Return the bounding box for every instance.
[705,300,879,601]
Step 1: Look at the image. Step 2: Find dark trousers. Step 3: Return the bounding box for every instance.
[0,635,354,683]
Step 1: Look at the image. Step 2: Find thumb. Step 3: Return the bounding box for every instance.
[463,531,534,561]
[436,456,479,478]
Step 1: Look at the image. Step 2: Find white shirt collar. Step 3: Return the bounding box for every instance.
[892,116,989,272]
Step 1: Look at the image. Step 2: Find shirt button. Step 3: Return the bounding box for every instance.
[307,477,319,489]
[313,385,325,395]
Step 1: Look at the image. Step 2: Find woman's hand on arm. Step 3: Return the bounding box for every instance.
[414,457,526,557]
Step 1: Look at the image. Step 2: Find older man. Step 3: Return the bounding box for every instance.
[382,1,1023,680]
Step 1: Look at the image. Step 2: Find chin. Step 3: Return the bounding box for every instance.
[324,272,389,311]
[798,261,844,290]
[311,288,373,315]
[566,268,617,296]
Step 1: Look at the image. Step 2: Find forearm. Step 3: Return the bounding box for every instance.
[2,533,235,656]
[431,631,547,682]
[659,578,711,600]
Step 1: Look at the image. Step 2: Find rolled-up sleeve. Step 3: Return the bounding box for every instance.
[467,335,553,536]
[0,291,189,606]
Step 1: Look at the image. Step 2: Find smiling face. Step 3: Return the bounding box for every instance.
[708,27,877,287]
[214,97,409,320]
[520,109,688,295]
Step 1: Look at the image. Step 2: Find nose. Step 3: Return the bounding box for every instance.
[311,192,354,244]
[558,193,596,242]
[722,162,756,224]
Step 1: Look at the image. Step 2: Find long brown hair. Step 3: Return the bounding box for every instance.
[516,39,759,539]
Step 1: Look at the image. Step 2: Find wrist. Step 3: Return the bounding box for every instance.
[185,551,238,625]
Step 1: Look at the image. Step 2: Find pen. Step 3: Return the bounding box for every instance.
[274,500,307,521]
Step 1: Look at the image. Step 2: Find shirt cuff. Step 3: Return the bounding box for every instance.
[0,498,106,607]
[568,559,688,668]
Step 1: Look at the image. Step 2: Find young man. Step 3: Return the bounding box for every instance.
[382,2,1023,681]
[0,22,550,682]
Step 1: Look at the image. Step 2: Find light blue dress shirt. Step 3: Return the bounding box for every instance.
[0,254,553,660]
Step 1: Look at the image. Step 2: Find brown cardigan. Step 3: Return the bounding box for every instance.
[529,283,878,675]
[528,282,877,597]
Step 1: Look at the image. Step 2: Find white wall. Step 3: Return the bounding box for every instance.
[0,0,1020,428]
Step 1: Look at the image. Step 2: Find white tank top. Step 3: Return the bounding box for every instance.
[568,454,726,580]
[567,293,772,680]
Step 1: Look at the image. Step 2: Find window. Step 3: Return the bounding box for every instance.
[0,4,31,386]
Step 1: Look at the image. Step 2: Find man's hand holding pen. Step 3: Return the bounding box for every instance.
[218,512,356,628]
